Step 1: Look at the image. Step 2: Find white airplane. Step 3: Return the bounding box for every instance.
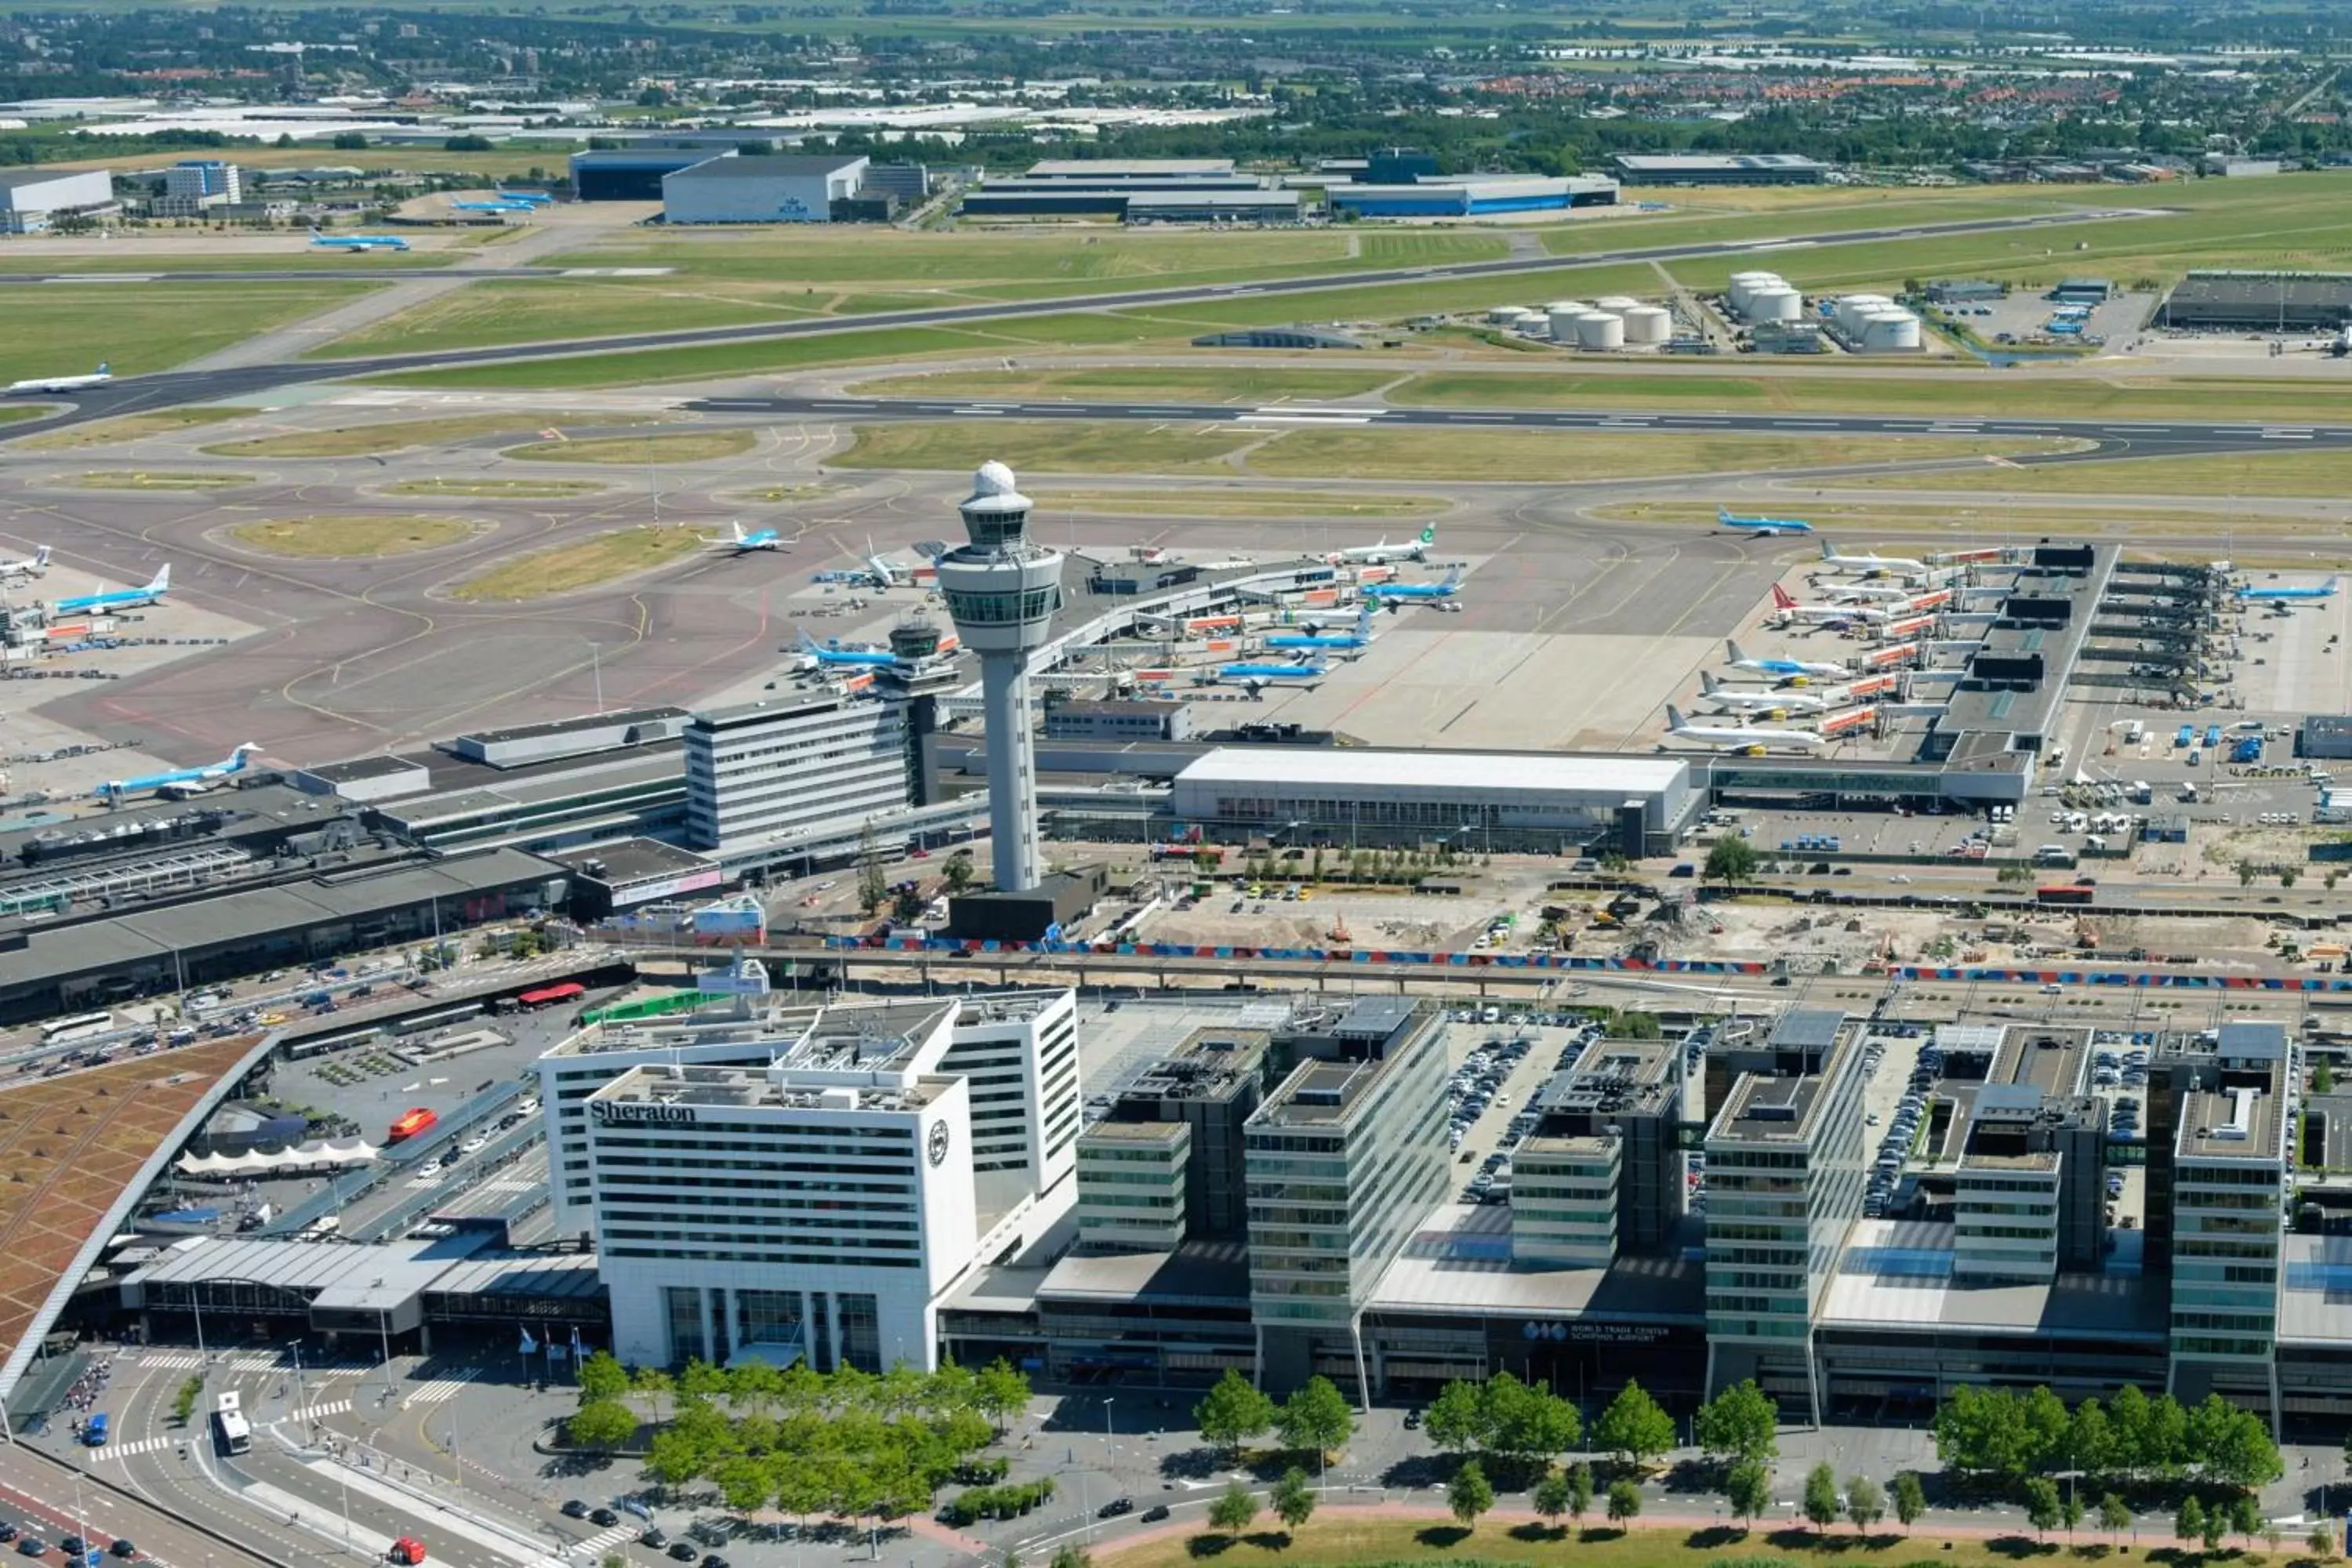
[1817,540,1928,577]
[1077,544,1178,566]
[1664,704,1826,752]
[815,539,920,590]
[1328,524,1436,567]
[1820,580,1915,604]
[0,546,53,583]
[1699,670,1828,715]
[1724,638,1849,681]
[1771,584,1888,625]
[709,521,782,554]
[5,362,109,396]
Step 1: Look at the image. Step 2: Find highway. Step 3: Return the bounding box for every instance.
[684,391,2328,460]
[0,205,2168,441]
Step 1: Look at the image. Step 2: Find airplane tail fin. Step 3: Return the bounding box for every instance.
[1700,671,1721,694]
[1771,584,1796,609]
[1820,539,1836,560]
[1666,705,1689,731]
[225,744,258,773]
[1718,506,1735,526]
[1443,564,1463,587]
[731,521,747,544]
[1417,524,1436,546]
[94,363,107,377]
[147,564,169,595]
[32,546,49,568]
[1727,637,1750,664]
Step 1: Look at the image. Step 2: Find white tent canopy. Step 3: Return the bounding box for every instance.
[176,1138,378,1178]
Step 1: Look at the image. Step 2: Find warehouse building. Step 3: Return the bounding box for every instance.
[1123,190,1304,225]
[1167,749,1695,857]
[2155,270,2352,332]
[0,165,116,232]
[2302,713,2352,758]
[661,154,870,224]
[570,149,712,201]
[1609,153,1830,186]
[1023,158,1236,181]
[1325,174,1617,219]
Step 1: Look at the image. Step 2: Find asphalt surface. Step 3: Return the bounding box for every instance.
[0,205,2169,443]
[0,270,565,285]
[688,393,2338,462]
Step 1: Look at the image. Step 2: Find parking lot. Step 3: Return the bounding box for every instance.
[1923,286,2151,351]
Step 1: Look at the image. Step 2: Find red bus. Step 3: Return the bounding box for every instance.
[387,1108,437,1144]
[2036,884,2096,906]
[516,981,586,1010]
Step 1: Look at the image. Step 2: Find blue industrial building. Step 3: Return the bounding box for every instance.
[1327,175,1617,220]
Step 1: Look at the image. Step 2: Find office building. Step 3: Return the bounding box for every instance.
[1510,1135,1621,1268]
[660,154,871,224]
[1703,1010,1867,1422]
[1247,998,1450,1393]
[2164,1022,2290,1421]
[1080,1027,1271,1244]
[1042,700,1192,743]
[935,463,1062,893]
[1515,1035,1686,1264]
[682,691,913,854]
[2157,270,2352,332]
[165,159,241,203]
[550,990,1080,1369]
[1074,1121,1190,1253]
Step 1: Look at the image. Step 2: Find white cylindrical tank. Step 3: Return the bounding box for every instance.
[1860,309,1922,351]
[1594,294,1642,313]
[1622,305,1672,344]
[1486,305,1529,325]
[1745,285,1802,324]
[1547,306,1588,342]
[1727,270,1778,312]
[1836,293,1894,334]
[1544,299,1588,315]
[1573,310,1625,351]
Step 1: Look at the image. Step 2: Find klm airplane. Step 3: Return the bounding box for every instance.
[309,230,411,251]
[495,190,554,205]
[2239,576,2339,601]
[452,200,537,213]
[56,565,169,615]
[796,630,897,668]
[712,521,782,554]
[1264,604,1375,652]
[1718,506,1814,536]
[1212,659,1327,686]
[1363,564,1465,602]
[95,744,260,803]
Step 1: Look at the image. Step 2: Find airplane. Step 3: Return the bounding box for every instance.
[1363,564,1465,602]
[1329,524,1437,566]
[495,189,554,205]
[5,362,110,396]
[1771,584,1887,625]
[2239,576,2339,601]
[1718,506,1814,537]
[1724,637,1849,681]
[0,546,52,583]
[309,230,411,252]
[1663,705,1826,752]
[1820,580,1915,604]
[794,630,898,669]
[1211,659,1327,685]
[814,539,924,590]
[1699,670,1828,716]
[452,199,537,213]
[1264,604,1375,652]
[1817,540,1928,577]
[55,564,169,614]
[710,521,782,554]
[93,743,260,803]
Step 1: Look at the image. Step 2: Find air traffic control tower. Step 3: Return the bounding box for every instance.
[937,462,1062,892]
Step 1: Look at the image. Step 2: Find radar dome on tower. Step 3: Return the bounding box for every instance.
[964,461,1031,514]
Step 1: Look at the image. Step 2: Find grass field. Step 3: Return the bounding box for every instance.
[1035,487,1446,519]
[228,515,479,557]
[20,408,257,451]
[0,405,40,424]
[0,251,456,274]
[832,420,1253,475]
[1392,371,2352,423]
[503,430,757,464]
[64,470,253,491]
[0,282,372,384]
[1850,447,2352,499]
[853,366,1399,403]
[1095,1511,2169,1568]
[446,525,702,601]
[205,412,656,459]
[381,477,608,498]
[1537,190,2096,258]
[724,484,833,503]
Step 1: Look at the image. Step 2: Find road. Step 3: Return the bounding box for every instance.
[684,392,2331,461]
[0,205,2167,442]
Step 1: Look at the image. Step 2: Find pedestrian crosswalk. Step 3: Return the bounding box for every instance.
[136,1350,372,1374]
[575,1526,637,1556]
[90,1434,176,1461]
[291,1400,351,1423]
[136,1351,205,1370]
[400,1368,478,1408]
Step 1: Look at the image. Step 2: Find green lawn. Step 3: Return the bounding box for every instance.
[1538,191,2100,257]
[851,367,1396,403]
[1851,447,2352,499]
[309,280,832,359]
[0,282,372,384]
[0,251,456,273]
[446,525,704,601]
[19,408,257,450]
[503,430,757,464]
[833,419,1254,475]
[1244,428,2060,482]
[206,412,657,459]
[229,515,479,557]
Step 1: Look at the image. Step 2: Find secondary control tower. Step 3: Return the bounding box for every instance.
[935,462,1062,892]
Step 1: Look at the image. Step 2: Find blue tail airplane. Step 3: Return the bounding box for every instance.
[712,521,782,554]
[795,630,898,669]
[1363,564,1465,602]
[309,229,411,251]
[56,564,169,615]
[95,743,259,803]
[1264,604,1375,652]
[2240,576,2339,601]
[1718,506,1814,536]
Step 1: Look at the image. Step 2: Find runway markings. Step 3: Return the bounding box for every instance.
[400,1369,479,1408]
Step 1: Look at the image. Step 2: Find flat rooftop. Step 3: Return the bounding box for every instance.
[1367,1201,1704,1321]
[1717,1072,1827,1142]
[593,1060,948,1116]
[456,707,686,749]
[543,837,716,885]
[1821,1219,2163,1339]
[2179,1082,2285,1161]
[1994,1026,2090,1098]
[1080,1120,1189,1145]
[1176,748,1688,798]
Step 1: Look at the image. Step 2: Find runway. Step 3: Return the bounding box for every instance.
[0,204,2169,441]
[686,392,2340,462]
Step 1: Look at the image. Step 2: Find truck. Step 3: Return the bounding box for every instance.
[2123,720,2145,745]
[387,1107,437,1145]
[2205,724,2223,749]
[2175,725,2195,748]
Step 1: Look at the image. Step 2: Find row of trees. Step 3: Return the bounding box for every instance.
[1193,1371,1356,1460]
[1932,1385,2282,1490]
[1419,1375,1680,1472]
[568,1353,1032,1530]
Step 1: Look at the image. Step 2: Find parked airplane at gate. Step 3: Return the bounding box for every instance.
[1699,670,1829,715]
[1264,604,1375,652]
[1718,506,1814,536]
[2239,577,2339,601]
[1211,660,1327,686]
[1817,541,1928,577]
[0,546,53,583]
[1363,565,1465,602]
[1724,638,1848,681]
[1663,706,1826,752]
[56,565,169,614]
[95,744,259,803]
[5,363,109,395]
[1770,584,1888,625]
[795,630,898,669]
[1328,525,1436,566]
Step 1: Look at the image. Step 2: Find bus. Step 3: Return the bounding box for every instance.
[39,1011,112,1046]
[211,1393,250,1456]
[2036,884,2097,906]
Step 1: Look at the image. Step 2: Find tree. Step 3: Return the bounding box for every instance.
[1448,1460,1494,1532]
[1271,1468,1316,1534]
[1483,1372,1581,1467]
[2177,1495,2206,1550]
[2100,1493,2132,1544]
[631,1366,675,1423]
[2061,1490,2085,1540]
[1846,1475,1884,1536]
[856,820,890,915]
[1704,837,1761,887]
[1196,1370,1276,1457]
[568,1397,638,1454]
[1276,1376,1353,1459]
[1893,1472,1927,1534]
[1605,1479,1642,1529]
[1802,1463,1842,1537]
[576,1349,630,1402]
[1594,1380,1676,1471]
[2311,1523,2337,1562]
[1725,1460,1772,1530]
[2231,1494,2263,1551]
[942,851,975,893]
[2318,1058,2337,1094]
[1049,1548,1091,1568]
[332,131,368,149]
[1208,1482,1256,1537]
[975,1359,1029,1435]
[2023,1477,2061,1541]
[1697,1380,1779,1468]
[1568,1462,1594,1530]
[1424,1380,1486,1454]
[1532,1471,1573,1534]
[2201,1501,2227,1554]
